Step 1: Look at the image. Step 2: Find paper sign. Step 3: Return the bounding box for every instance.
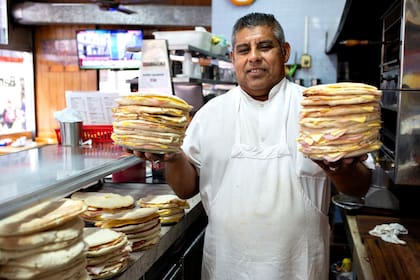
[138,39,173,95]
[65,91,118,125]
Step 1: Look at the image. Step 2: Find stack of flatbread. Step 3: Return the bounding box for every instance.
[137,194,190,225]
[298,82,382,162]
[0,199,89,280]
[95,208,161,252]
[83,227,131,279]
[111,93,193,154]
[71,192,135,224]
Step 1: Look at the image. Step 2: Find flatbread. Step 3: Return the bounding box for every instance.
[131,235,160,251]
[88,258,129,280]
[115,93,193,111]
[87,246,130,266]
[0,240,87,279]
[113,119,184,134]
[0,199,87,237]
[299,102,379,118]
[302,82,381,96]
[0,235,82,264]
[83,227,128,257]
[0,216,84,250]
[137,194,190,209]
[113,105,190,117]
[95,208,160,228]
[37,256,88,280]
[300,94,380,106]
[125,222,161,240]
[72,192,134,209]
[111,216,160,234]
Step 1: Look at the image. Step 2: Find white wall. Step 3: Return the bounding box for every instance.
[211,0,346,86]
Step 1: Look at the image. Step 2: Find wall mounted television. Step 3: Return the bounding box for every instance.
[76,29,143,70]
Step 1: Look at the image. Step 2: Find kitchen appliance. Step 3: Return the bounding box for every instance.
[377,0,420,187]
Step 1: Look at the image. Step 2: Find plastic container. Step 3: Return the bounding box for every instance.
[59,121,83,146]
[153,30,212,51]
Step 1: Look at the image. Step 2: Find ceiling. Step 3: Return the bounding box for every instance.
[11,0,212,27]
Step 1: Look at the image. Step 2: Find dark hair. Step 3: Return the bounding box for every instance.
[231,12,286,48]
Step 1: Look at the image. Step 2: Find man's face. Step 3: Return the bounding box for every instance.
[230,25,290,100]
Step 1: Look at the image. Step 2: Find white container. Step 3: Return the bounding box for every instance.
[153,30,212,52]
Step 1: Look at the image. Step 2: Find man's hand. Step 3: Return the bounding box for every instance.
[132,150,181,163]
[313,154,368,174]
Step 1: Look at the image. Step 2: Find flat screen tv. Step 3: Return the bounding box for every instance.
[76,29,143,70]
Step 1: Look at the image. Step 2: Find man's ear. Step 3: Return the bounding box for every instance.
[282,42,291,63]
[229,50,234,63]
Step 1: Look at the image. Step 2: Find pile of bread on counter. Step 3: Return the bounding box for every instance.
[0,193,189,280]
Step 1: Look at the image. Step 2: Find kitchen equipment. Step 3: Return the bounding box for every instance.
[378,0,420,186]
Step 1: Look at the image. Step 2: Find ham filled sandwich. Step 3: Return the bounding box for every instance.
[137,194,190,225]
[297,82,382,162]
[83,227,132,279]
[70,192,135,224]
[95,207,161,252]
[111,93,193,154]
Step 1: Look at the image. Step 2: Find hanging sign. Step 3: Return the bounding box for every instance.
[138,39,173,95]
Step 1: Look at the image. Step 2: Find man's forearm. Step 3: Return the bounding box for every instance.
[164,152,199,199]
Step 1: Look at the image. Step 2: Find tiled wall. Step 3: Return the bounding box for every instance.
[211,0,346,86]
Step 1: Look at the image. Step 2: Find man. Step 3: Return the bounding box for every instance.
[136,12,371,279]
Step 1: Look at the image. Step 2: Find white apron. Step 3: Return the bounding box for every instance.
[201,87,329,280]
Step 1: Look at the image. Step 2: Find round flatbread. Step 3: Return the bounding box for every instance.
[95,207,160,228]
[72,192,134,209]
[302,82,381,96]
[137,194,190,209]
[115,93,193,112]
[0,216,84,251]
[0,240,87,279]
[0,199,87,237]
[83,227,128,257]
[111,216,160,234]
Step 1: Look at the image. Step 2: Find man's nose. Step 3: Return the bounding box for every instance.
[248,48,262,62]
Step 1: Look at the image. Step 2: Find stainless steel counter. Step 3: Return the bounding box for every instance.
[0,143,207,279]
[0,143,141,219]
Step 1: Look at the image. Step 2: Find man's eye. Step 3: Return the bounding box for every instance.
[236,48,249,54]
[259,44,273,51]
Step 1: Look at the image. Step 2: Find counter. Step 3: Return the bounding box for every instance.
[345,214,420,280]
[0,143,141,219]
[0,143,207,279]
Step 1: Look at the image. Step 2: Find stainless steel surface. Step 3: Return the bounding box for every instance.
[380,89,420,185]
[11,3,211,26]
[0,143,142,219]
[59,121,83,146]
[378,0,420,186]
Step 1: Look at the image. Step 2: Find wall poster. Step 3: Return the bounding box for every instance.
[0,50,35,136]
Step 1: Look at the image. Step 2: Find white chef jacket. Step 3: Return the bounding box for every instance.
[182,78,331,279]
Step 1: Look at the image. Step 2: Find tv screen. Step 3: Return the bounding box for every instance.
[76,29,143,70]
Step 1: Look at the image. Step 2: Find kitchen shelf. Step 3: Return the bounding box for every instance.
[0,143,142,219]
[168,44,230,61]
[172,76,236,85]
